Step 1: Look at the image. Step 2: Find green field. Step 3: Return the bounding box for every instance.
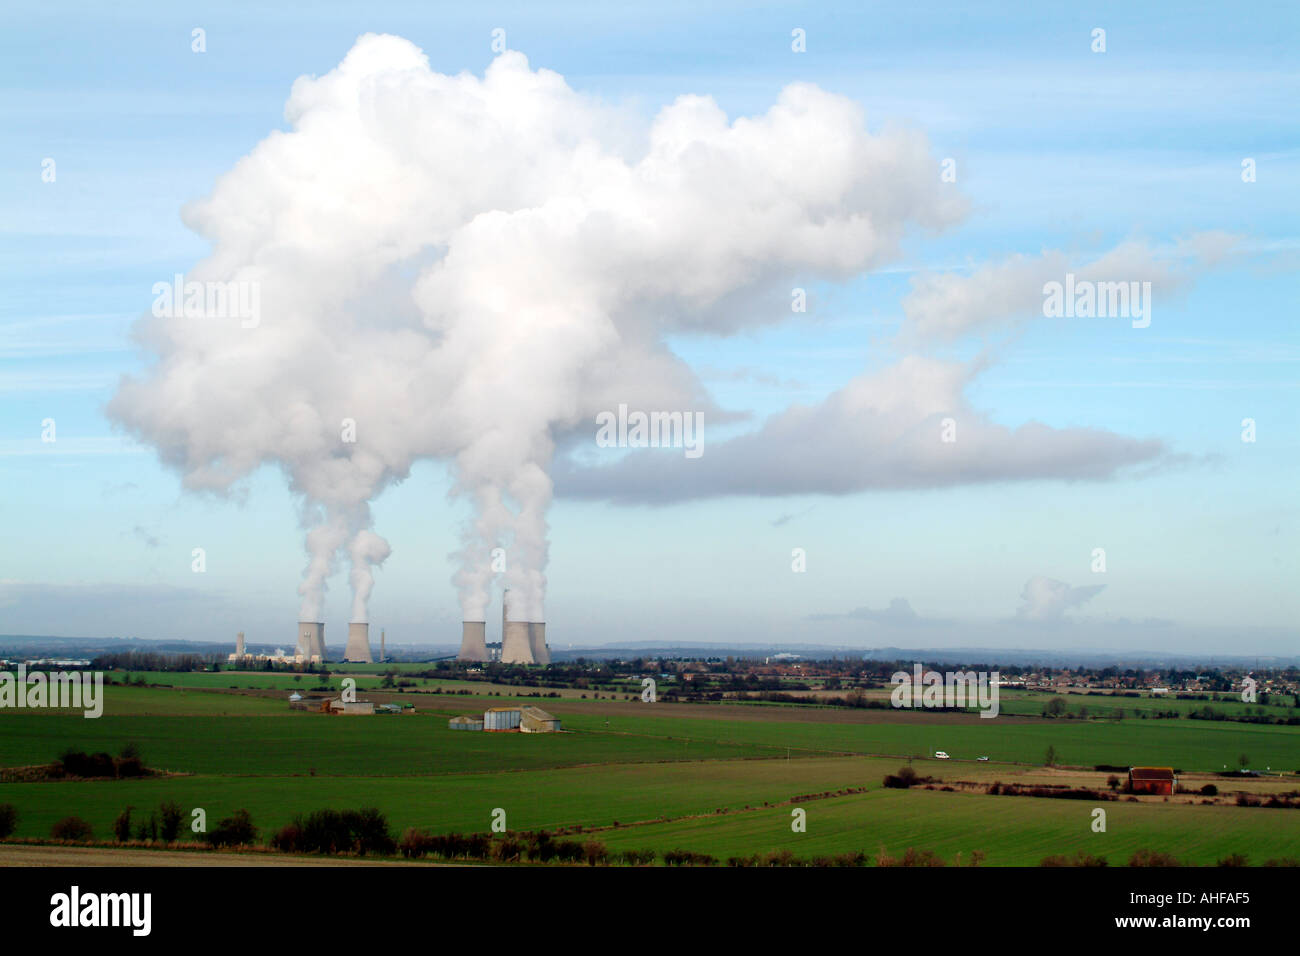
[596,787,1300,866]
[22,685,1300,772]
[1,681,1297,865]
[0,756,880,841]
[0,711,783,776]
[557,710,1300,772]
[992,688,1300,720]
[112,670,408,691]
[41,687,290,717]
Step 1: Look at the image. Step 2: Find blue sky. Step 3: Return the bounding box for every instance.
[1,2,1296,654]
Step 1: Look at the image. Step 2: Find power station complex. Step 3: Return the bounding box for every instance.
[287,621,380,663]
[457,590,551,665]
[227,592,547,667]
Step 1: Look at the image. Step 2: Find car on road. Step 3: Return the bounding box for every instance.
[934,751,950,759]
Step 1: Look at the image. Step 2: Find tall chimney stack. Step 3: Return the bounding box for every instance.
[380,628,386,662]
[501,589,509,647]
[235,631,245,658]
[344,622,373,663]
[458,621,488,662]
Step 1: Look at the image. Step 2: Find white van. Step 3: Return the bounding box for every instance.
[934,751,950,759]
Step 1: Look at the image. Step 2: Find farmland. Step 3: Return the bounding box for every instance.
[1,674,1297,866]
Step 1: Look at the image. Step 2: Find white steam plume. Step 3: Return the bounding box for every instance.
[108,34,964,627]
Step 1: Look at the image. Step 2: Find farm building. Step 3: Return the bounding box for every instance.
[448,707,561,733]
[484,707,522,731]
[520,706,561,733]
[1129,767,1176,795]
[328,699,375,716]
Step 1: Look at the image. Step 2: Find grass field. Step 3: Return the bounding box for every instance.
[556,709,1300,772]
[23,684,1300,772]
[1,681,1297,865]
[0,711,785,776]
[596,787,1300,866]
[991,688,1300,720]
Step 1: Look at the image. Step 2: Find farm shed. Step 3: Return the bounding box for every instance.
[449,715,483,731]
[1129,767,1176,795]
[520,706,561,733]
[328,699,375,715]
[484,707,522,731]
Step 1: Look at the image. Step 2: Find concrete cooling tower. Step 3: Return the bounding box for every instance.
[344,622,373,663]
[501,620,534,664]
[458,589,549,665]
[527,622,551,665]
[296,622,325,660]
[458,621,488,662]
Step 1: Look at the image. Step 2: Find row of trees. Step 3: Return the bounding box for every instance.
[16,803,1295,867]
[45,805,252,847]
[56,745,149,779]
[112,802,185,843]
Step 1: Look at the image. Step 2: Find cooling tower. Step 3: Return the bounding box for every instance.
[527,623,551,665]
[501,620,535,664]
[296,621,325,660]
[344,622,373,663]
[235,631,245,657]
[458,621,488,662]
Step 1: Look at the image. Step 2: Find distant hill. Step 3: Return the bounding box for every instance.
[2,634,1293,669]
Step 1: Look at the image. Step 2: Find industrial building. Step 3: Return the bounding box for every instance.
[328,699,375,715]
[448,706,560,733]
[484,706,522,731]
[231,630,320,666]
[520,706,561,733]
[233,622,391,665]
